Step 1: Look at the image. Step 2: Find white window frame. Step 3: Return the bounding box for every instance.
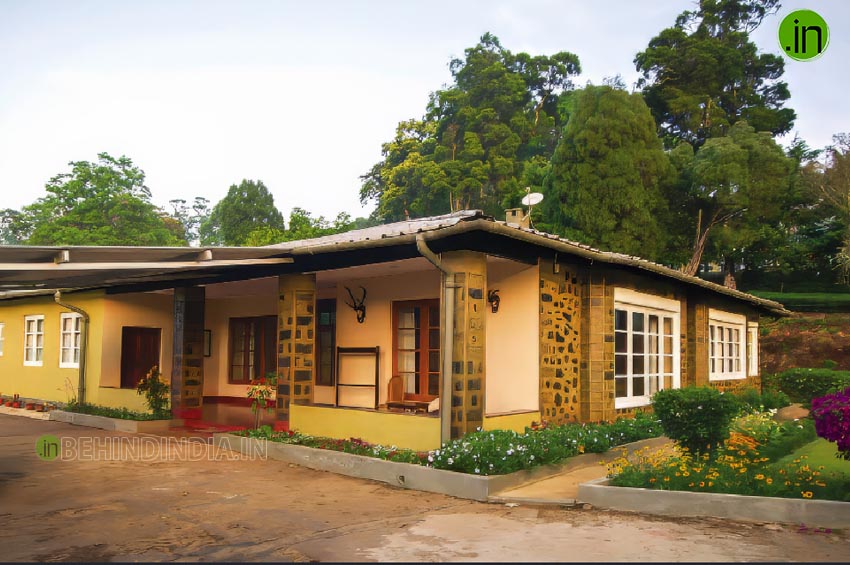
[747,322,759,377]
[23,315,45,367]
[613,289,681,409]
[59,313,82,369]
[0,322,4,356]
[708,309,746,381]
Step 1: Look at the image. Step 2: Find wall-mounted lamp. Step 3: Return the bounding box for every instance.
[487,289,500,313]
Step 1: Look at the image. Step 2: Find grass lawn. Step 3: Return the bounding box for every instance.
[749,291,850,312]
[774,438,850,501]
[775,438,850,475]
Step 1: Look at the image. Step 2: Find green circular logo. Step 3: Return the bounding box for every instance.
[778,10,830,61]
[36,434,60,461]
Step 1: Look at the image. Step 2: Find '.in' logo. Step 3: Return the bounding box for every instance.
[36,434,60,461]
[778,9,830,61]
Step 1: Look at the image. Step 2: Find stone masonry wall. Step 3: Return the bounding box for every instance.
[277,274,316,420]
[539,258,581,424]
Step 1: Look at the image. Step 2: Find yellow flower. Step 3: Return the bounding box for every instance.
[699,481,705,487]
[663,477,670,482]
[755,474,765,480]
[739,468,747,474]
[802,491,813,499]
[766,478,773,485]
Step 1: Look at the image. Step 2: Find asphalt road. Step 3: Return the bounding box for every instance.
[1,414,849,562]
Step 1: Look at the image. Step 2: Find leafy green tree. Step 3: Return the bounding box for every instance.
[200,180,285,246]
[542,85,674,260]
[361,33,580,220]
[10,153,186,246]
[678,121,794,280]
[803,134,850,283]
[635,0,795,148]
[0,208,30,244]
[244,208,355,245]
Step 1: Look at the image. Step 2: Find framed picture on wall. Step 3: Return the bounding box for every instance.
[203,329,212,357]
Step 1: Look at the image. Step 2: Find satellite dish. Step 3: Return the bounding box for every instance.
[521,192,544,206]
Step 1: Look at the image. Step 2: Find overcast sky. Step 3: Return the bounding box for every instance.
[0,0,847,221]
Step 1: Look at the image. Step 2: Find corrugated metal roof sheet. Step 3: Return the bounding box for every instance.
[267,210,486,250]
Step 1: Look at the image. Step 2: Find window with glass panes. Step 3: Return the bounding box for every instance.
[747,322,759,377]
[709,310,746,380]
[229,316,277,383]
[316,299,336,387]
[614,293,679,408]
[392,300,440,400]
[59,313,82,368]
[24,315,44,366]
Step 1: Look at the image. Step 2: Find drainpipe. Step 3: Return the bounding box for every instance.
[54,291,89,405]
[416,234,460,446]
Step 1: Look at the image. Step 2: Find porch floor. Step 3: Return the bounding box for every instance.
[170,402,286,435]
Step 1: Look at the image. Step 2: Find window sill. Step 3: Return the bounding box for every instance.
[23,362,43,367]
[615,396,651,410]
[59,363,80,369]
[709,373,746,381]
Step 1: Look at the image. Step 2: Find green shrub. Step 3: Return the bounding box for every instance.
[64,402,167,420]
[732,388,791,414]
[821,359,839,370]
[135,365,170,417]
[773,368,850,404]
[652,387,739,456]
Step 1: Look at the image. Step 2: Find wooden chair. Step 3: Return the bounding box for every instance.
[386,374,406,410]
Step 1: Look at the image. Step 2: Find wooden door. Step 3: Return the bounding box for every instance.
[121,327,162,389]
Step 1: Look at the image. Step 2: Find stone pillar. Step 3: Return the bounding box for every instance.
[539,259,582,424]
[172,286,205,418]
[687,302,709,388]
[579,272,616,422]
[441,251,487,439]
[277,274,316,420]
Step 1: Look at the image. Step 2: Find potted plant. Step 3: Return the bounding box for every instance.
[247,372,278,429]
[25,402,35,410]
[35,403,45,412]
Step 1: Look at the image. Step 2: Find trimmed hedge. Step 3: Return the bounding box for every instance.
[770,368,850,404]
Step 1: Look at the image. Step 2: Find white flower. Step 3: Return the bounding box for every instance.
[428,455,434,462]
[447,457,454,465]
[475,468,480,474]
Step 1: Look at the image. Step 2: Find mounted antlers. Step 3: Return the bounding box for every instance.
[343,286,367,323]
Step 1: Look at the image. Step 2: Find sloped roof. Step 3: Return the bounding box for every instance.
[269,210,789,315]
[0,209,789,315]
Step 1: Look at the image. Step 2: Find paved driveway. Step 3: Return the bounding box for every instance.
[1,414,849,562]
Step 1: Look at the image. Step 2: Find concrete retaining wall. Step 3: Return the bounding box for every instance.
[50,410,181,433]
[213,434,668,502]
[578,478,850,529]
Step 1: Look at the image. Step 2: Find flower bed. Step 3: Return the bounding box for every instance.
[608,412,850,502]
[237,412,663,475]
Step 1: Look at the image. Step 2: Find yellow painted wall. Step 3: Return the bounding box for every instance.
[483,411,541,433]
[333,269,441,406]
[95,292,175,411]
[0,292,105,405]
[291,403,442,451]
[203,293,277,397]
[485,263,539,415]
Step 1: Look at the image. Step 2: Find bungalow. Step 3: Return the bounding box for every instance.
[0,210,788,450]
